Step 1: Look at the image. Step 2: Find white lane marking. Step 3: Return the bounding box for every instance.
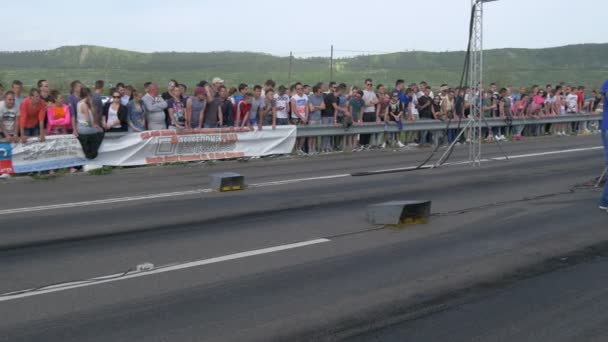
[0,146,602,215]
[0,174,351,216]
[249,173,350,187]
[489,146,604,161]
[365,146,603,173]
[0,238,330,302]
[0,189,214,215]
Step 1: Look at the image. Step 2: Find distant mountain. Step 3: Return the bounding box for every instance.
[0,44,606,91]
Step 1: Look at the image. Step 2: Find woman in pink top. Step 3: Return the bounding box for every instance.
[46,91,72,135]
[512,95,529,138]
[553,87,567,135]
[527,90,545,117]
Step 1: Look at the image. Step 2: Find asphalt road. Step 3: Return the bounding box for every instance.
[0,135,606,341]
[351,257,608,342]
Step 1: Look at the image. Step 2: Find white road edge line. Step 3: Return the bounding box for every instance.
[365,146,603,173]
[0,146,601,215]
[0,238,331,302]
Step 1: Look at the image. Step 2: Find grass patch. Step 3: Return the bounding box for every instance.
[29,168,71,181]
[87,166,113,176]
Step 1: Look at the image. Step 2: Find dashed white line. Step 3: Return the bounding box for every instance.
[0,238,330,302]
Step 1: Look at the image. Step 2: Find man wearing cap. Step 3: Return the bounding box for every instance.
[599,80,608,212]
[212,77,224,97]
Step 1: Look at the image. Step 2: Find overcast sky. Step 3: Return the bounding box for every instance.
[3,0,605,57]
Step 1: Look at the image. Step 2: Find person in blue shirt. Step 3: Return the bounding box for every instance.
[600,80,608,211]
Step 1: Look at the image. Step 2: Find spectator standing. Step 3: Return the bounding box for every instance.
[442,89,457,143]
[348,90,366,152]
[249,85,265,129]
[385,92,405,148]
[0,91,20,142]
[11,80,24,108]
[186,87,207,129]
[142,83,168,130]
[553,86,567,136]
[236,93,254,128]
[167,87,187,129]
[260,88,276,129]
[46,90,71,135]
[321,83,337,152]
[576,86,585,113]
[564,87,576,114]
[274,85,291,126]
[91,80,105,126]
[161,80,178,100]
[38,80,53,106]
[512,94,529,138]
[127,89,146,132]
[360,79,379,147]
[291,83,309,154]
[211,77,224,96]
[262,79,276,97]
[218,86,234,127]
[233,83,249,110]
[499,88,515,139]
[592,90,603,113]
[102,90,128,132]
[228,87,238,105]
[66,80,82,124]
[482,90,496,141]
[201,85,223,128]
[307,85,325,154]
[19,88,46,143]
[334,84,350,151]
[0,83,4,98]
[73,87,104,159]
[303,85,311,97]
[122,85,133,106]
[431,95,446,146]
[178,84,188,97]
[417,88,434,144]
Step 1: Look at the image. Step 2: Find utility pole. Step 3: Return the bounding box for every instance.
[330,45,334,82]
[288,51,293,84]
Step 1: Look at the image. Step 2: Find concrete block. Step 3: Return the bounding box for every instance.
[210,172,246,192]
[367,200,431,225]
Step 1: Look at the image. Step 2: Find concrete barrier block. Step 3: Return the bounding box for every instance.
[210,172,246,192]
[367,200,431,225]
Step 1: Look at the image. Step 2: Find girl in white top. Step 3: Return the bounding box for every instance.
[74,88,101,135]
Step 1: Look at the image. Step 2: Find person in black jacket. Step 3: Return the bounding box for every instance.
[218,85,234,127]
[102,90,128,132]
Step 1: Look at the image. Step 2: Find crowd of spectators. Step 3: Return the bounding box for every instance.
[0,77,603,158]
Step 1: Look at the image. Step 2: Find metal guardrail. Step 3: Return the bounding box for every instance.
[103,114,602,139]
[295,114,602,137]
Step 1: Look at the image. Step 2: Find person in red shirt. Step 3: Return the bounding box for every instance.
[236,93,253,128]
[577,86,585,113]
[19,88,46,143]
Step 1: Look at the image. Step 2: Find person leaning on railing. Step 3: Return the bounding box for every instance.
[73,87,104,159]
[19,88,46,143]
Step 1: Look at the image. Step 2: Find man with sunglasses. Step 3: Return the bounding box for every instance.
[360,79,378,148]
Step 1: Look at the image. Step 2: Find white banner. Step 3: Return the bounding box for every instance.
[2,126,296,173]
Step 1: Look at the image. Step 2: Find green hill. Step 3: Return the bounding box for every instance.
[0,44,606,92]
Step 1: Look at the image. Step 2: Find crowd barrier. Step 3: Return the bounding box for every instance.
[0,114,601,174]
